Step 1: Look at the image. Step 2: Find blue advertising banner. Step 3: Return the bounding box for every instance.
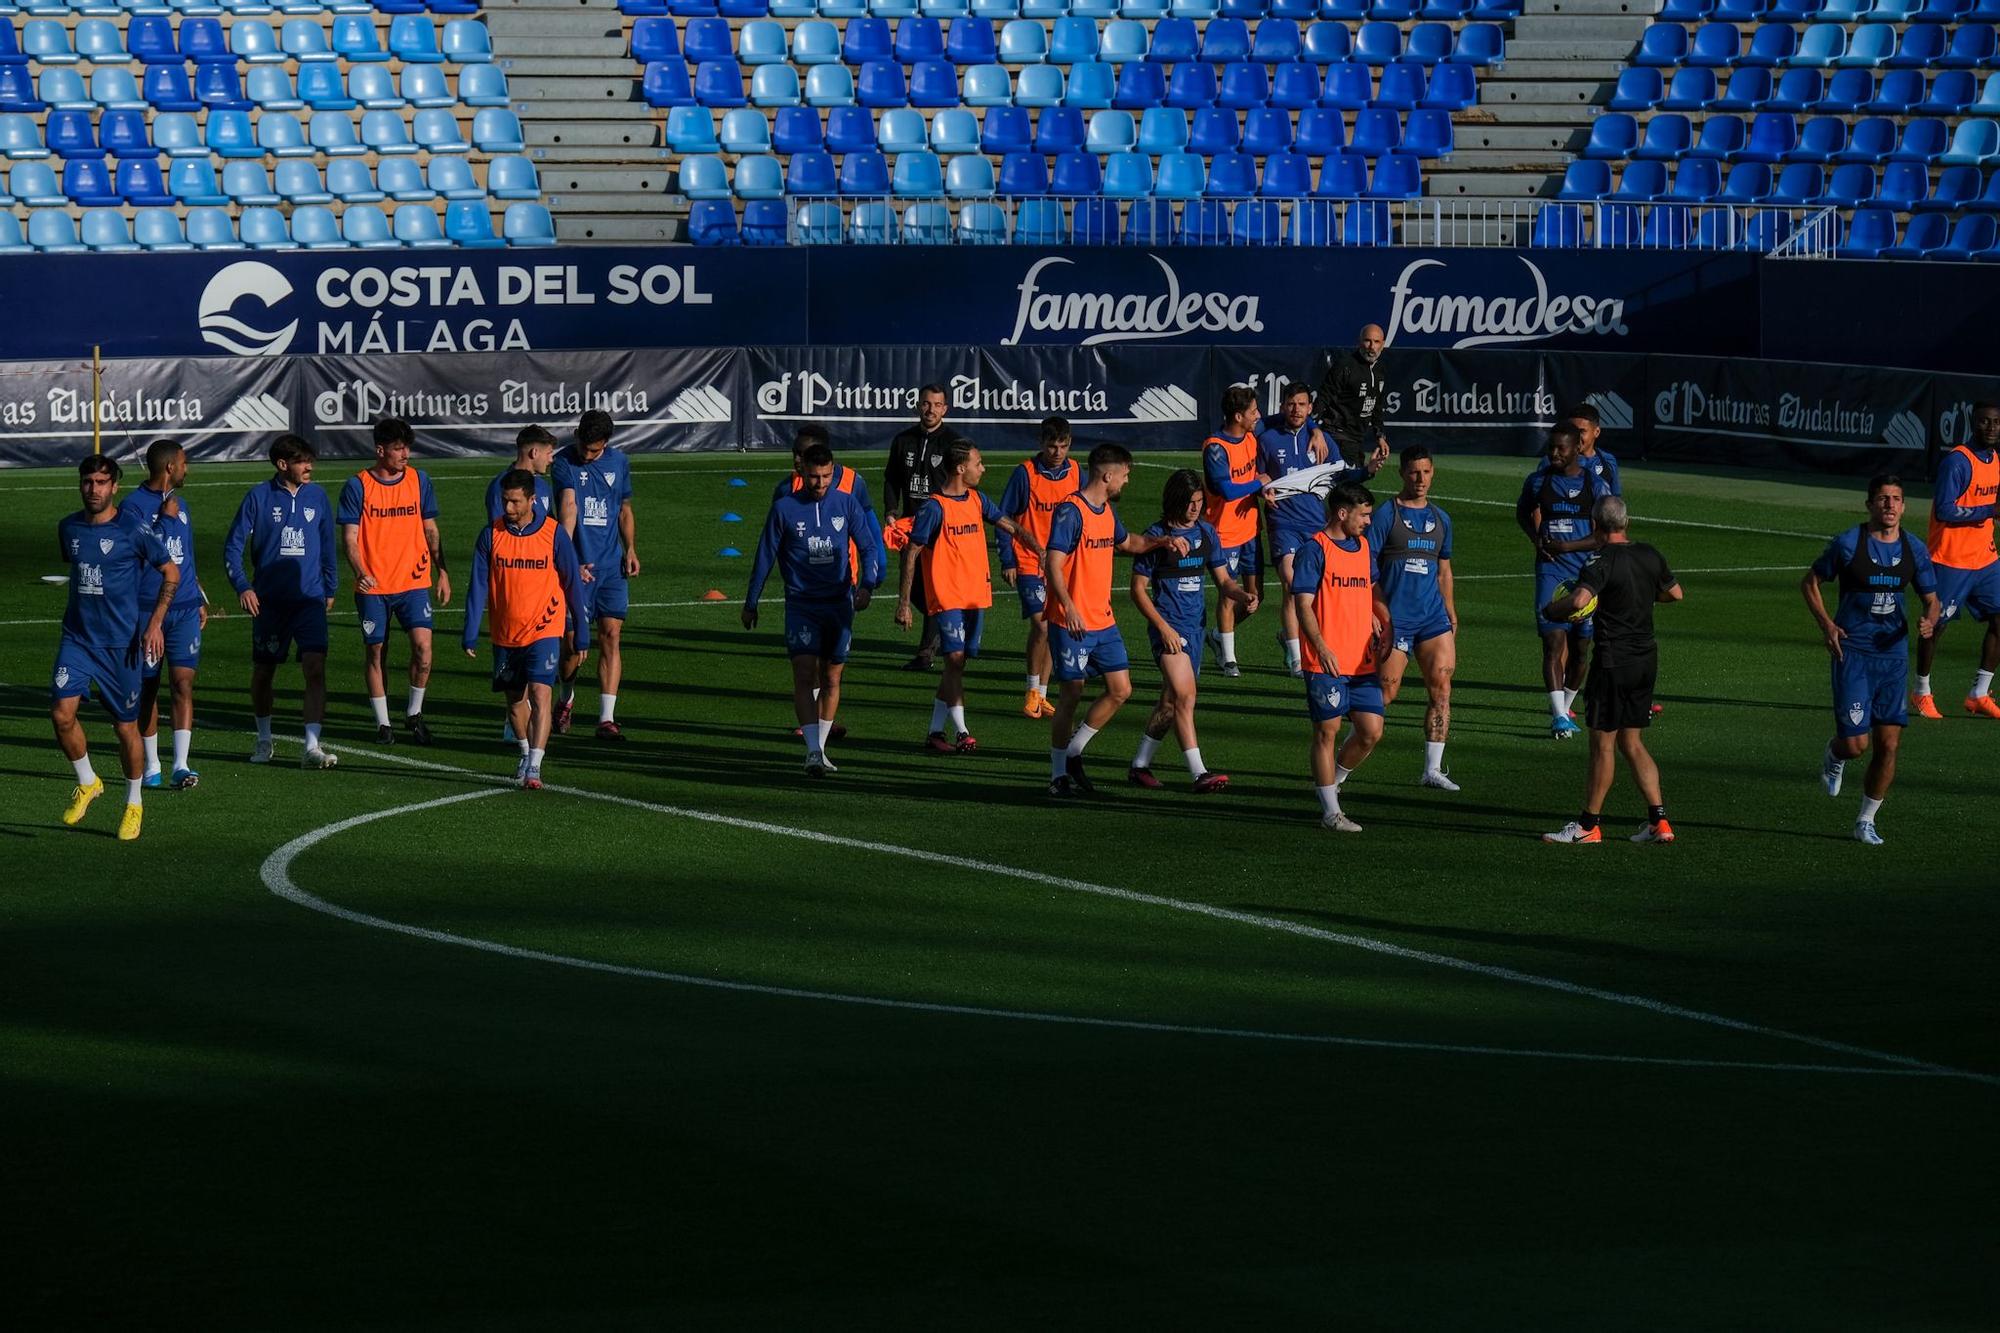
[1758,260,1995,376]
[0,248,810,361]
[1646,353,1931,471]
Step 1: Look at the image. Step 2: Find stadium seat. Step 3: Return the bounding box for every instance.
[1086,108,1135,153]
[1315,149,1368,197]
[1013,197,1067,242]
[1201,18,1251,63]
[825,105,875,153]
[247,65,302,111]
[1355,22,1401,65]
[1634,25,1687,68]
[1583,112,1637,159]
[1318,63,1369,113]
[878,106,929,153]
[903,59,955,106]
[222,158,279,205]
[897,17,947,63]
[1050,148,1101,193]
[1837,207,1896,258]
[790,199,842,245]
[1875,159,1929,212]
[953,200,1005,243]
[1243,106,1292,154]
[1720,160,1769,204]
[1885,25,1945,68]
[1302,21,1350,64]
[0,113,49,159]
[399,65,452,109]
[1138,106,1189,153]
[473,108,525,153]
[1529,202,1583,248]
[849,199,897,242]
[997,148,1047,193]
[1260,148,1310,196]
[1640,204,1692,250]
[1231,199,1284,245]
[679,153,730,198]
[1267,60,1320,110]
[1101,147,1153,196]
[1178,199,1227,245]
[330,16,387,64]
[1401,107,1452,158]
[999,19,1046,63]
[1607,68,1662,112]
[1122,198,1180,243]
[1739,23,1795,67]
[942,107,991,154]
[1838,25,1893,67]
[683,16,732,65]
[9,160,62,205]
[443,200,505,249]
[698,60,750,108]
[1916,163,1981,213]
[785,147,836,194]
[272,157,330,204]
[126,207,189,253]
[180,204,242,251]
[667,105,717,153]
[264,112,316,158]
[792,20,839,63]
[360,109,416,155]
[774,106,825,155]
[1764,161,1822,206]
[1253,20,1302,63]
[946,153,995,196]
[900,201,950,242]
[114,157,173,205]
[1294,105,1343,155]
[857,59,910,106]
[27,208,85,253]
[1814,163,1876,208]
[946,17,997,63]
[1687,23,1740,67]
[1098,19,1146,65]
[1941,24,1999,67]
[505,201,558,246]
[321,157,378,203]
[487,155,541,200]
[1368,152,1421,199]
[1148,17,1198,63]
[1667,157,1721,202]
[1735,112,1798,163]
[1865,69,1923,116]
[1793,116,1847,164]
[1941,119,2000,166]
[1403,22,1451,66]
[40,68,92,112]
[1055,60,1107,107]
[732,153,782,198]
[1919,70,1977,117]
[1707,66,1774,112]
[1030,106,1081,155]
[334,202,392,249]
[1815,68,1871,115]
[1611,160,1666,202]
[751,64,802,106]
[390,203,448,248]
[1350,107,1399,157]
[644,61,695,107]
[1556,159,1609,200]
[1790,24,1846,67]
[1161,62,1214,109]
[1014,64,1063,106]
[234,205,293,250]
[1887,118,1947,164]
[1633,114,1691,162]
[839,147,890,193]
[390,15,444,63]
[1154,148,1205,197]
[62,154,119,205]
[1114,62,1166,108]
[1938,213,1998,259]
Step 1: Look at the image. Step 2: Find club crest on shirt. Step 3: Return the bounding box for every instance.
[832,516,845,532]
[55,666,69,688]
[362,620,377,636]
[1945,601,1960,619]
[99,538,114,555]
[304,508,316,522]
[1848,702,1866,726]
[1320,683,1342,710]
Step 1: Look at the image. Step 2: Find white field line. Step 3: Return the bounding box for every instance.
[259,741,1997,1088]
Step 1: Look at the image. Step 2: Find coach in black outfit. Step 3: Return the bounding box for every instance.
[1540,495,1685,845]
[1314,324,1390,467]
[885,382,963,669]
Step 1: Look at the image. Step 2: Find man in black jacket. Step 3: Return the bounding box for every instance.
[1315,324,1390,466]
[885,383,963,669]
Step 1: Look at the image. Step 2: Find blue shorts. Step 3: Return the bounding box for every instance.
[1833,649,1908,738]
[582,569,629,622]
[935,607,985,658]
[1535,562,1595,638]
[492,636,562,692]
[52,633,141,723]
[1304,670,1386,724]
[1388,610,1454,657]
[1148,618,1207,677]
[1050,624,1130,682]
[1220,536,1264,583]
[1015,573,1047,618]
[253,597,329,664]
[356,588,433,645]
[1933,560,2000,627]
[784,598,854,663]
[1271,525,1319,566]
[144,604,204,677]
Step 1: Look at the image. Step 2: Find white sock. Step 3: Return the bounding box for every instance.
[929,698,950,733]
[1183,746,1204,776]
[1974,670,1994,699]
[948,703,966,734]
[143,733,161,775]
[1561,688,1577,713]
[518,737,531,756]
[369,695,391,726]
[1133,733,1161,768]
[599,694,617,723]
[127,778,142,805]
[1284,638,1300,667]
[817,719,834,749]
[1548,690,1567,720]
[1317,783,1341,816]
[1036,679,1049,700]
[406,685,426,717]
[1858,795,1883,823]
[256,715,273,743]
[1424,740,1446,773]
[172,729,192,771]
[1026,673,1040,690]
[1050,746,1069,780]
[1335,763,1353,788]
[1916,674,1933,696]
[528,746,545,772]
[1066,722,1099,757]
[72,756,97,786]
[305,722,322,751]
[1220,631,1237,661]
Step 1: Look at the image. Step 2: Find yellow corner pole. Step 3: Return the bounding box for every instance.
[91,344,101,456]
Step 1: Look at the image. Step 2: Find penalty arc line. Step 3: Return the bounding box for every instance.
[261,744,1997,1088]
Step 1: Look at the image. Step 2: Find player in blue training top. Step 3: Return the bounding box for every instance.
[1369,445,1460,791]
[224,433,340,769]
[1802,474,1941,846]
[485,424,558,525]
[119,439,208,792]
[1260,379,1386,676]
[554,409,640,741]
[51,455,178,841]
[742,442,886,777]
[1516,423,1603,739]
[1566,401,1621,497]
[1126,469,1257,793]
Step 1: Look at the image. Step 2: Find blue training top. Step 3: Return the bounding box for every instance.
[1133,519,1226,628]
[60,508,171,648]
[746,486,885,608]
[1367,499,1453,628]
[1812,525,1938,657]
[552,444,633,572]
[119,482,203,612]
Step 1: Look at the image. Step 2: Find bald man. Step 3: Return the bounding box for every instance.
[1314,324,1391,468]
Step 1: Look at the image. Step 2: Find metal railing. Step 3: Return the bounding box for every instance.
[1767,206,1841,260]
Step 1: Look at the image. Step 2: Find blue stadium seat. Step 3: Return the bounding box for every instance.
[1941,118,2000,165]
[1739,23,1795,66]
[1659,0,1711,15]
[997,148,1048,192]
[1302,21,1350,63]
[684,16,733,65]
[393,203,449,248]
[1122,198,1179,243]
[1838,25,1893,67]
[1404,22,1451,65]
[839,147,891,193]
[1919,70,1977,117]
[1941,24,1998,67]
[1837,207,1895,258]
[849,200,897,242]
[1766,0,1823,15]
[1886,24,1945,68]
[1638,204,1692,249]
[999,18,1046,62]
[698,59,750,108]
[735,153,785,197]
[1254,20,1302,63]
[1634,25,1687,68]
[1013,197,1066,242]
[1888,118,1946,163]
[774,106,825,154]
[444,200,505,249]
[1875,159,1929,212]
[1632,114,1691,161]
[1183,105,1234,154]
[1100,148,1151,195]
[195,63,252,112]
[1814,162,1875,207]
[1938,213,1998,260]
[1612,160,1665,201]
[1114,61,1166,108]
[1529,202,1583,248]
[1912,0,1969,18]
[912,60,962,106]
[1062,60,1112,106]
[1687,22,1739,67]
[879,105,930,151]
[1556,160,1609,200]
[1342,198,1395,243]
[1260,148,1309,196]
[679,153,730,198]
[1607,68,1662,112]
[792,20,840,63]
[1401,107,1451,157]
[1050,147,1101,193]
[1310,148,1366,198]
[1910,163,1974,214]
[1367,152,1420,199]
[126,16,176,64]
[805,64,856,105]
[1863,0,1917,18]
[473,108,526,153]
[1814,68,1871,115]
[956,200,1007,243]
[1213,63,1263,110]
[1582,112,1636,159]
[897,17,947,63]
[1201,17,1251,62]
[946,17,997,63]
[786,147,836,193]
[114,157,173,205]
[1349,107,1398,157]
[1790,116,1845,163]
[1790,24,1845,67]
[946,153,995,195]
[1270,60,1320,109]
[1322,63,1372,111]
[1689,114,1745,159]
[1231,199,1284,245]
[1202,148,1252,195]
[184,204,243,250]
[1763,161,1821,205]
[1658,66,1717,112]
[1373,61,1425,111]
[1667,157,1720,201]
[790,199,842,245]
[1355,22,1401,65]
[1177,199,1225,245]
[643,61,695,107]
[1719,161,1770,203]
[822,105,870,153]
[1820,0,1870,19]
[332,15,390,61]
[630,16,681,65]
[751,64,802,106]
[1756,68,1816,112]
[1714,0,1767,18]
[1036,105,1085,153]
[976,104,1027,153]
[1014,64,1064,105]
[1865,68,1923,115]
[1148,17,1198,62]
[1243,105,1292,153]
[62,154,118,204]
[1733,112,1796,162]
[900,201,950,242]
[94,108,148,159]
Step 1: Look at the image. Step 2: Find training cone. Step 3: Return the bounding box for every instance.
[719,547,742,557]
[721,512,742,522]
[701,589,727,601]
[727,477,747,487]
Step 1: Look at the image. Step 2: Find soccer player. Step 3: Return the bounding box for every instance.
[1200,384,1267,677]
[743,442,886,777]
[884,383,963,671]
[485,424,558,524]
[554,410,639,740]
[774,423,884,556]
[51,455,177,841]
[120,440,207,791]
[1293,482,1393,832]
[895,441,1042,753]
[339,417,450,745]
[1259,380,1386,675]
[1516,423,1603,739]
[1127,468,1256,793]
[1911,401,2000,720]
[997,415,1080,718]
[1371,445,1461,790]
[1802,475,1941,845]
[463,470,592,790]
[1044,444,1187,798]
[1566,401,1621,496]
[1540,497,1684,845]
[224,434,340,769]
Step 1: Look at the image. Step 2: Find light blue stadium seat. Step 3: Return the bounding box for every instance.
[1059,59,1109,107]
[445,199,506,248]
[308,109,362,155]
[403,64,454,108]
[961,62,1013,105]
[274,157,330,202]
[789,19,838,65]
[185,204,244,249]
[752,65,802,106]
[279,19,332,64]
[736,19,785,65]
[805,64,857,105]
[1789,24,1844,67]
[262,111,315,157]
[877,106,928,152]
[1099,147,1150,196]
[329,15,388,63]
[40,68,92,111]
[931,106,980,151]
[326,156,381,200]
[1837,25,1892,67]
[848,198,896,240]
[0,112,49,159]
[359,109,415,154]
[342,65,397,111]
[27,208,85,252]
[791,199,843,243]
[1154,147,1204,196]
[1941,118,2000,165]
[246,64,301,110]
[999,18,1046,62]
[680,153,730,198]
[394,203,450,247]
[955,200,1006,242]
[473,107,526,152]
[1012,196,1066,241]
[713,106,767,154]
[376,155,432,200]
[1015,63,1063,104]
[23,20,78,64]
[238,205,296,249]
[231,18,283,62]
[1098,18,1145,63]
[1138,105,1188,153]
[414,108,469,152]
[223,158,279,203]
[898,200,948,241]
[892,148,944,195]
[131,207,191,251]
[75,18,131,65]
[341,202,398,248]
[389,14,444,62]
[1086,108,1135,152]
[9,160,62,203]
[946,152,994,195]
[734,152,785,197]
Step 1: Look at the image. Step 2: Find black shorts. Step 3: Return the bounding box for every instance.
[1584,651,1657,732]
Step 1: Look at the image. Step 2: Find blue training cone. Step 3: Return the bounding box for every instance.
[721,512,742,522]
[727,477,747,487]
[719,547,742,557]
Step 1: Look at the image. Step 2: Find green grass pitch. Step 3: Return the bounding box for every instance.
[3,448,1994,1326]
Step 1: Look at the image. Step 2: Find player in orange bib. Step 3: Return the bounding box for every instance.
[897,440,1042,753]
[1200,385,1268,677]
[997,416,1080,719]
[462,470,591,789]
[1292,481,1394,832]
[1912,401,2000,719]
[337,417,450,746]
[1043,444,1187,798]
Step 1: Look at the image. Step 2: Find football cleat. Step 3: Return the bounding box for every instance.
[1821,751,1846,797]
[171,768,199,791]
[1910,692,1943,720]
[1287,663,1305,679]
[1036,695,1057,719]
[1550,716,1582,740]
[1320,810,1363,833]
[1630,819,1676,844]
[522,772,544,791]
[1126,765,1163,790]
[117,802,143,842]
[375,724,395,745]
[1542,821,1601,844]
[1220,660,1242,679]
[1064,753,1094,794]
[1964,694,2000,720]
[1419,770,1461,792]
[61,778,104,827]
[1022,689,1045,719]
[1649,702,1664,717]
[1192,771,1230,795]
[142,770,163,789]
[924,732,957,755]
[1853,819,1884,846]
[554,697,574,734]
[301,748,339,770]
[953,734,978,754]
[901,652,935,672]
[1046,775,1078,799]
[595,720,626,742]
[249,739,276,764]
[515,755,531,784]
[405,714,433,746]
[804,754,827,778]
